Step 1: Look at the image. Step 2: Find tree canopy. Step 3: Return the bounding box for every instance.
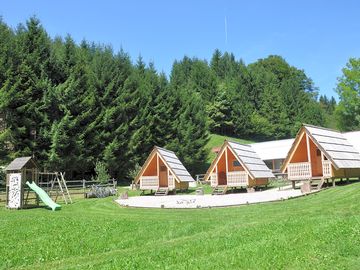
[0,17,340,180]
[335,58,360,131]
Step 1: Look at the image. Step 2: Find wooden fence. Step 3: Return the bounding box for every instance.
[0,178,117,206]
[38,178,117,200]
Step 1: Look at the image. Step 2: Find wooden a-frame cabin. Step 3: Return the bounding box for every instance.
[134,147,194,195]
[281,124,360,188]
[204,140,274,194]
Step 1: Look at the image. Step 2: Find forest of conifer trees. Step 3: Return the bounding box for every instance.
[0,17,337,181]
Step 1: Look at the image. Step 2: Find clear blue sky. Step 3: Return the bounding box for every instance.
[2,0,360,99]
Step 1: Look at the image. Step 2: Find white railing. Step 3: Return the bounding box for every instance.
[168,175,175,190]
[287,162,312,180]
[227,171,248,187]
[210,173,217,187]
[140,176,159,189]
[322,160,332,177]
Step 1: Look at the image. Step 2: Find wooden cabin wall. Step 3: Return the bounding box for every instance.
[333,168,360,178]
[333,169,345,178]
[227,148,245,172]
[248,178,268,187]
[175,181,189,189]
[143,154,158,176]
[158,158,168,187]
[309,139,323,177]
[290,133,308,163]
[217,150,227,185]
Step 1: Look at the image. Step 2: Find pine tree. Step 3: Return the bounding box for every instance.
[0,17,334,180]
[206,89,234,135]
[259,82,290,139]
[167,88,209,174]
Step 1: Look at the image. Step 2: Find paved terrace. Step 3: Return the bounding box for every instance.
[116,187,308,209]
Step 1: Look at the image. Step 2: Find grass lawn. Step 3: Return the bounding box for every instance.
[1,183,360,269]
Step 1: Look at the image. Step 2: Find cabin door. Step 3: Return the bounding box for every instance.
[312,149,323,177]
[159,165,168,187]
[218,171,227,185]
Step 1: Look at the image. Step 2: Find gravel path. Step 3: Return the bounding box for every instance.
[116,187,307,209]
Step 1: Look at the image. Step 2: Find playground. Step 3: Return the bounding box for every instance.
[1,157,117,211]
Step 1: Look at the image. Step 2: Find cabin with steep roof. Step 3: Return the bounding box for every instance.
[134,147,194,195]
[204,140,274,194]
[281,124,360,188]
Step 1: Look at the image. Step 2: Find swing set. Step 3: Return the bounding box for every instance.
[38,172,72,204]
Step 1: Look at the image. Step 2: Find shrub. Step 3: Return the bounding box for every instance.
[0,167,5,186]
[128,163,141,180]
[92,161,110,184]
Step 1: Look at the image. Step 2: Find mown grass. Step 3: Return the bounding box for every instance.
[1,183,360,269]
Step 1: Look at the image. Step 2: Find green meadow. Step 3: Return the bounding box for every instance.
[1,183,360,269]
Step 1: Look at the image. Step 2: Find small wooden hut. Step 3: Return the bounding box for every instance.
[5,156,39,209]
[134,147,195,195]
[281,124,360,188]
[204,140,274,194]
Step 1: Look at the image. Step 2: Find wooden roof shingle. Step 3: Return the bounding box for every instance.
[304,125,360,169]
[5,157,33,171]
[156,147,194,182]
[227,141,275,179]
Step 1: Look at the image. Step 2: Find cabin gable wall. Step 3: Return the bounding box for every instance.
[290,133,308,163]
[227,148,245,172]
[143,154,158,176]
[309,138,323,176]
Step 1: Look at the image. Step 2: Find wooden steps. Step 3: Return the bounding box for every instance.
[310,178,325,191]
[212,185,228,195]
[155,187,169,196]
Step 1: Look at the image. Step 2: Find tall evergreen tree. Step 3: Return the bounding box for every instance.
[167,88,209,174]
[336,58,360,131]
[0,17,336,180]
[206,89,234,135]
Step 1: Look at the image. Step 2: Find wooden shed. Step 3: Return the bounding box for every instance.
[204,140,274,194]
[281,124,360,188]
[5,156,39,209]
[134,147,195,195]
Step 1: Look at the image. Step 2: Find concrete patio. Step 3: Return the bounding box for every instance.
[116,186,310,209]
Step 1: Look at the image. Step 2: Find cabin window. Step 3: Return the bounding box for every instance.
[274,160,283,171]
[233,160,241,167]
[160,165,167,171]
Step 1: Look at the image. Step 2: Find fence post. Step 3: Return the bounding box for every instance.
[83,179,86,198]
